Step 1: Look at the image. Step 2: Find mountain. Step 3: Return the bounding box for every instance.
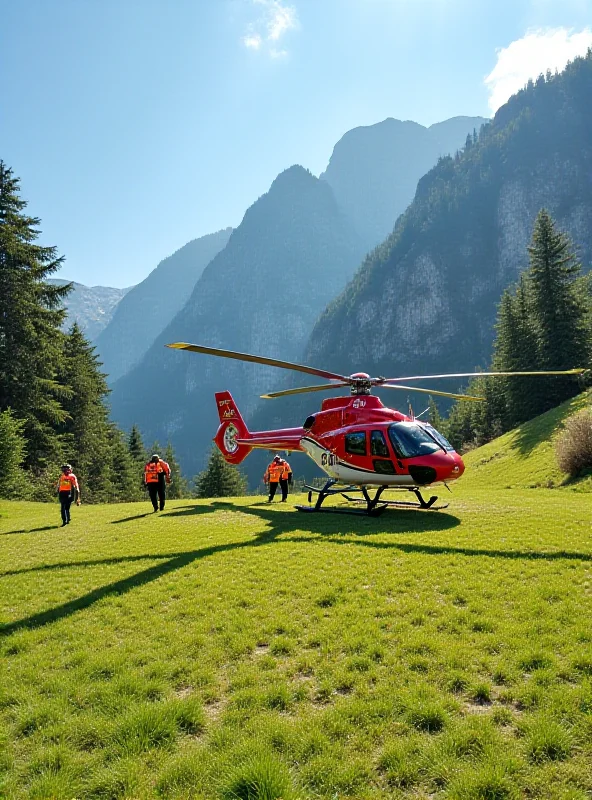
[94,228,232,383]
[49,280,131,341]
[305,53,592,390]
[321,115,488,251]
[109,166,366,475]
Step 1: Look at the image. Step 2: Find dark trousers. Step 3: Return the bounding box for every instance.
[269,480,289,501]
[59,491,73,524]
[148,482,166,511]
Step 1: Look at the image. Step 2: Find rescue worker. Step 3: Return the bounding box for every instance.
[264,455,292,502]
[278,456,293,502]
[56,464,81,527]
[144,453,171,512]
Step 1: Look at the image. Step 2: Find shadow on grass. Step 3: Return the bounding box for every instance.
[2,499,590,637]
[1,526,58,536]
[111,512,153,524]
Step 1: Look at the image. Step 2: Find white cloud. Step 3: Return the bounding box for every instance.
[243,32,262,49]
[242,0,299,57]
[485,27,592,113]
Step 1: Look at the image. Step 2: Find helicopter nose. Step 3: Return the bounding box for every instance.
[416,451,464,482]
[447,452,465,481]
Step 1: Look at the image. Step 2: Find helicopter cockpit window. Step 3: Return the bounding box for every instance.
[370,430,390,457]
[422,423,455,452]
[388,423,440,459]
[345,431,367,456]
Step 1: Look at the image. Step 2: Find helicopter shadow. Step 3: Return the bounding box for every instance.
[164,499,461,537]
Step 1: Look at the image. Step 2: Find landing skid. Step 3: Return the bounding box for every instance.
[295,480,448,516]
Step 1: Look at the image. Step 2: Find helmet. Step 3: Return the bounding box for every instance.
[273,455,281,461]
[151,454,160,462]
[61,464,72,472]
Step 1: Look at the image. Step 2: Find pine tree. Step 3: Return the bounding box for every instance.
[107,425,142,502]
[164,442,188,499]
[127,424,148,499]
[56,324,113,502]
[492,281,540,427]
[128,425,147,465]
[194,447,248,498]
[427,396,443,429]
[0,162,70,470]
[0,410,29,498]
[527,209,590,409]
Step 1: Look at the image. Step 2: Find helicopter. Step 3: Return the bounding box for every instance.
[167,342,585,516]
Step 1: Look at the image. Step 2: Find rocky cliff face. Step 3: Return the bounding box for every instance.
[305,55,592,388]
[109,166,365,475]
[95,228,232,382]
[321,115,488,252]
[49,280,130,340]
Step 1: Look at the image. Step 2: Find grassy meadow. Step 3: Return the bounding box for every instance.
[1,481,591,799]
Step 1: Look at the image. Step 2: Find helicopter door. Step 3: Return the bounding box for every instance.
[370,430,398,474]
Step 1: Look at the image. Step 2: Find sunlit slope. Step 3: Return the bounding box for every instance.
[460,390,592,491]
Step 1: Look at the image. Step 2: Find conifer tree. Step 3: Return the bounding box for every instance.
[107,425,141,502]
[0,162,70,469]
[56,324,113,501]
[527,209,590,409]
[427,397,443,429]
[164,442,188,499]
[127,424,148,499]
[0,410,29,498]
[194,447,248,498]
[128,425,147,465]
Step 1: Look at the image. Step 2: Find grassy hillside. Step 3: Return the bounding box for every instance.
[461,391,592,492]
[1,491,591,799]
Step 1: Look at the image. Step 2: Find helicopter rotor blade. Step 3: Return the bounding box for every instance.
[380,383,485,402]
[166,343,349,383]
[261,382,350,399]
[381,369,586,383]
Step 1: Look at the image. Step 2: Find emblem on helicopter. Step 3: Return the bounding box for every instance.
[223,423,239,454]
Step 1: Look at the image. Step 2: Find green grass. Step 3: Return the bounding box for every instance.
[0,486,591,798]
[462,390,592,491]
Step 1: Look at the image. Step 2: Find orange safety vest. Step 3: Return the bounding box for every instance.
[145,460,170,483]
[266,462,283,482]
[58,473,77,492]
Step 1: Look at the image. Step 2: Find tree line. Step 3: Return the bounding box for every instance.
[438,209,592,450]
[0,161,249,501]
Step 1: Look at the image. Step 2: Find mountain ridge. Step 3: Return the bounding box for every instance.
[305,54,592,385]
[108,165,366,476]
[95,227,232,382]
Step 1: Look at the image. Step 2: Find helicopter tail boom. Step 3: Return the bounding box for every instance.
[214,391,306,464]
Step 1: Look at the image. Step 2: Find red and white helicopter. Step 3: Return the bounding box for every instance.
[167,342,584,515]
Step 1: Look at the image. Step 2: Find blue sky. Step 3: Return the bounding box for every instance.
[1,0,591,288]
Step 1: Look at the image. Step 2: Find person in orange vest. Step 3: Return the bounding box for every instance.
[144,453,171,512]
[264,455,293,503]
[56,464,81,527]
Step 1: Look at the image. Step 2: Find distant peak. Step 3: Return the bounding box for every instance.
[268,165,316,191]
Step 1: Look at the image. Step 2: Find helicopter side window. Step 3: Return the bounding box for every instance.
[345,431,367,456]
[370,430,390,457]
[388,423,440,459]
